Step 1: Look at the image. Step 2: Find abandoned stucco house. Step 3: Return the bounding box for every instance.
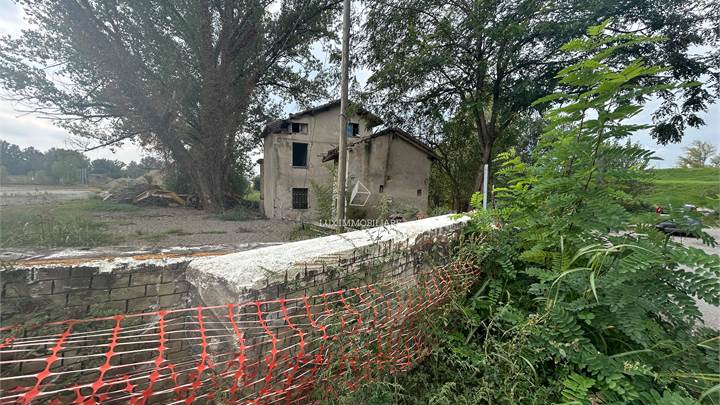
[258,100,436,220]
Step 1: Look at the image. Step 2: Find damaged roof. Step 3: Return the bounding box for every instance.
[262,99,383,136]
[322,127,438,162]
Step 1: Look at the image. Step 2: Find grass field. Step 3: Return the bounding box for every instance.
[642,167,720,210]
[0,198,138,248]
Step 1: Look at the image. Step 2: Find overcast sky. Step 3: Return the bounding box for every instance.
[0,0,717,167]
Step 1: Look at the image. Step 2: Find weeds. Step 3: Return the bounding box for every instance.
[0,198,141,248]
[214,206,260,221]
[288,223,328,240]
[335,23,720,405]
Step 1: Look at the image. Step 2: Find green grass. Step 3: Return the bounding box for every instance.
[133,228,227,243]
[641,167,720,210]
[287,223,330,241]
[0,198,137,248]
[214,206,260,221]
[245,189,261,202]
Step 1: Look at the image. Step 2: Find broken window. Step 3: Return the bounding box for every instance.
[290,122,308,133]
[379,185,384,193]
[347,122,359,137]
[292,188,308,209]
[292,143,308,167]
[417,189,422,197]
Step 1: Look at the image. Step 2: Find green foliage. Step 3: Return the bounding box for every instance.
[90,158,125,178]
[339,23,720,405]
[0,1,340,209]
[163,163,249,197]
[214,206,260,221]
[429,115,483,211]
[162,166,194,194]
[310,179,334,222]
[678,141,718,168]
[288,223,328,241]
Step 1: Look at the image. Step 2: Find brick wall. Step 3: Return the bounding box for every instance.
[1,262,191,328]
[0,214,469,401]
[1,215,467,328]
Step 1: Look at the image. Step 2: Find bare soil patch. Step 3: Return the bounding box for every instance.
[95,206,297,247]
[1,185,298,249]
[1,184,99,206]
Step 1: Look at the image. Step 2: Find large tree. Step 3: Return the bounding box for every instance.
[677,140,718,168]
[361,0,720,194]
[0,0,340,210]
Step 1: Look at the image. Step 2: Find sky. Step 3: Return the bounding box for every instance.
[0,1,718,167]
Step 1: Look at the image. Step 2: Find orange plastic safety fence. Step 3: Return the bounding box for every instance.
[0,262,479,404]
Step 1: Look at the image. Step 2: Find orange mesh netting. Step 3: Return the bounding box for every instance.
[0,262,479,404]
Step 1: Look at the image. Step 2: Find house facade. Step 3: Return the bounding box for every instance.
[259,100,435,221]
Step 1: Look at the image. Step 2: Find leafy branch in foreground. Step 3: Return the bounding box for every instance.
[333,20,720,404]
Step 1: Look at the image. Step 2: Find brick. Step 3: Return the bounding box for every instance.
[1,270,31,285]
[1,295,67,317]
[146,282,189,296]
[158,294,183,308]
[89,300,127,315]
[161,271,185,283]
[110,286,146,300]
[67,290,110,306]
[65,305,90,319]
[34,268,71,280]
[71,267,98,278]
[53,277,91,292]
[90,275,111,289]
[130,272,161,286]
[110,275,130,288]
[20,359,47,374]
[127,296,159,313]
[3,280,53,298]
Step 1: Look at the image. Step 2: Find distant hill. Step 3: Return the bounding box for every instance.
[644,167,720,210]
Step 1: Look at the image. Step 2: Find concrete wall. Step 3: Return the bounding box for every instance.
[262,104,374,220]
[186,214,468,305]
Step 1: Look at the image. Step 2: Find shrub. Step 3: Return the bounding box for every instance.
[336,21,720,404]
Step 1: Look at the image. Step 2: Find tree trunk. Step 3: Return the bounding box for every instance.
[192,165,226,212]
[170,141,229,213]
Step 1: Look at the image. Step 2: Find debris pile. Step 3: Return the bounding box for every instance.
[102,184,186,207]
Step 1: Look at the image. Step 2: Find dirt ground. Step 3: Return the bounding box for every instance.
[93,206,298,247]
[1,184,299,248]
[0,184,99,206]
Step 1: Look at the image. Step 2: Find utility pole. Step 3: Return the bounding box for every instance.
[335,0,351,232]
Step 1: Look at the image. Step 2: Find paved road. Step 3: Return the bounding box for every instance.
[674,228,720,329]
